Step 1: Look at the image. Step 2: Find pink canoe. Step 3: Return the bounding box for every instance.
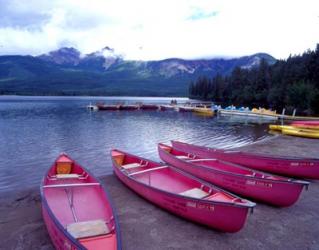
[291,121,319,126]
[291,121,319,129]
[41,153,121,250]
[172,141,319,179]
[158,143,309,207]
[111,149,255,233]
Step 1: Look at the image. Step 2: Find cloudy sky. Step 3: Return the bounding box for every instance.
[0,0,318,60]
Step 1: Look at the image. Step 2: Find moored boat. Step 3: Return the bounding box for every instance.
[178,106,194,112]
[269,124,318,132]
[219,109,278,120]
[291,121,319,126]
[139,104,159,110]
[282,128,319,139]
[269,125,319,139]
[159,104,175,111]
[119,104,139,110]
[41,153,121,250]
[291,124,319,130]
[111,149,255,233]
[192,107,214,117]
[96,103,120,111]
[171,140,319,179]
[291,121,319,129]
[158,143,309,207]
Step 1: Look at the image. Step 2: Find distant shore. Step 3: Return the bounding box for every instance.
[0,135,318,250]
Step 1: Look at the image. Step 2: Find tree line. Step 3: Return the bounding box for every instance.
[189,44,319,115]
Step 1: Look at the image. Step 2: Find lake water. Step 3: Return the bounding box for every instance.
[0,96,273,193]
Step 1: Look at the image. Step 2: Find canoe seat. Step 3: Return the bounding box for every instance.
[179,188,209,199]
[122,163,142,170]
[67,219,110,239]
[56,174,80,179]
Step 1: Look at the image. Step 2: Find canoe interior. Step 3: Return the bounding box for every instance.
[112,150,247,204]
[161,144,287,181]
[43,155,117,249]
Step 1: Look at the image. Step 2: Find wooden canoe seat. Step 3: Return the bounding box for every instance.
[67,219,110,239]
[122,163,142,170]
[179,188,209,199]
[56,174,80,179]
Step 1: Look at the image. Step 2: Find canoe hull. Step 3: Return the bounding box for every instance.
[113,166,249,233]
[172,141,319,179]
[41,154,120,250]
[158,145,306,207]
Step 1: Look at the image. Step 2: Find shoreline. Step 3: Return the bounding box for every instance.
[1,135,318,249]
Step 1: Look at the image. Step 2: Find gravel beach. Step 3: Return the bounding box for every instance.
[1,135,318,250]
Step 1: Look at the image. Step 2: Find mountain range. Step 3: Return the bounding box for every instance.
[0,47,276,96]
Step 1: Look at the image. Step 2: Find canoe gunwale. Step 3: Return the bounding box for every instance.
[161,144,309,187]
[40,154,122,250]
[111,149,256,209]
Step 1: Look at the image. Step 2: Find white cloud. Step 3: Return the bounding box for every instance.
[0,0,318,60]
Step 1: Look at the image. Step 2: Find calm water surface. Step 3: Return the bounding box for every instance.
[0,96,273,193]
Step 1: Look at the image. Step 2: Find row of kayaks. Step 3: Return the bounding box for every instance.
[269,121,319,139]
[41,141,319,249]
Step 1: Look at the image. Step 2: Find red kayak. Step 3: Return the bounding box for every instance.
[158,143,309,207]
[291,121,319,129]
[41,153,121,250]
[291,121,319,126]
[171,141,319,179]
[111,149,255,233]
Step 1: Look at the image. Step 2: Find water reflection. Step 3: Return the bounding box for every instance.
[0,96,272,193]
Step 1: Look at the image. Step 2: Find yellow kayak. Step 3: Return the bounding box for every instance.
[269,125,318,133]
[269,125,319,138]
[282,128,319,139]
[193,107,214,117]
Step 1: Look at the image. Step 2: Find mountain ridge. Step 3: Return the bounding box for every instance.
[0,47,276,96]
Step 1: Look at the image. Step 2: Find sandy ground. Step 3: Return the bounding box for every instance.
[0,135,319,250]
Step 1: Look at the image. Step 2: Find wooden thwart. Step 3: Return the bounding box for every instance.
[43,183,100,188]
[128,166,168,176]
[179,188,209,199]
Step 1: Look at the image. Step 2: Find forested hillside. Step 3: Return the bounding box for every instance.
[189,45,319,115]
